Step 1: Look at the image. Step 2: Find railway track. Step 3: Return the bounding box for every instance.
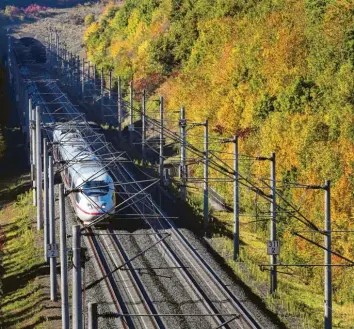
[108,160,262,329]
[85,227,164,329]
[14,38,266,329]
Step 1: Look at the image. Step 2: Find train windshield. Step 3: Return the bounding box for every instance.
[82,181,110,196]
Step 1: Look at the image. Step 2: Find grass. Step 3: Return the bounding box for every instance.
[0,191,55,329]
[208,210,354,329]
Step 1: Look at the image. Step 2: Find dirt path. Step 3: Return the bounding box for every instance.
[8,2,102,55]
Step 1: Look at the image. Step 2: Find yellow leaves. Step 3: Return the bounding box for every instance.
[332,176,352,220]
[126,9,142,39]
[323,0,354,45]
[150,6,170,38]
[110,38,130,58]
[101,2,116,17]
[258,2,308,94]
[84,22,99,42]
[132,40,153,79]
[187,17,236,71]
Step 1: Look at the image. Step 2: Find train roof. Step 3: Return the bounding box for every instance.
[53,127,114,187]
[53,128,98,162]
[69,162,113,187]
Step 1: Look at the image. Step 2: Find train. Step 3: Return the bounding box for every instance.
[53,126,116,222]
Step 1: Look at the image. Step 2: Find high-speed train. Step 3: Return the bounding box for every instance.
[53,127,116,222]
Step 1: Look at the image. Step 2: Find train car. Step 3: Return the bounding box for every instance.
[53,127,116,222]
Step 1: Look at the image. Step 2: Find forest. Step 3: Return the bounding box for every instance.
[84,0,354,328]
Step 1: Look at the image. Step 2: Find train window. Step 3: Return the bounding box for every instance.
[82,181,110,196]
[75,192,81,203]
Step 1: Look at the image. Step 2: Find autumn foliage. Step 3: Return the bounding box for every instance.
[85,0,354,322]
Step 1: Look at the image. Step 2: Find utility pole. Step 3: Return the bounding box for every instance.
[77,57,81,96]
[49,156,57,301]
[32,107,36,206]
[29,98,33,176]
[180,106,187,201]
[69,53,73,87]
[24,90,29,159]
[203,119,209,234]
[81,59,85,98]
[93,64,96,91]
[142,89,146,161]
[87,61,91,81]
[57,33,61,73]
[55,32,59,65]
[63,44,67,81]
[117,77,121,133]
[101,67,104,105]
[129,80,133,126]
[109,70,112,99]
[43,139,49,262]
[59,184,69,329]
[324,180,332,329]
[159,96,164,185]
[270,152,277,294]
[49,30,52,65]
[72,54,75,87]
[53,31,57,64]
[233,136,240,260]
[72,225,82,329]
[56,32,59,60]
[61,45,65,74]
[35,106,43,230]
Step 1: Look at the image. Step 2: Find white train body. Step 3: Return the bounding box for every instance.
[53,127,116,222]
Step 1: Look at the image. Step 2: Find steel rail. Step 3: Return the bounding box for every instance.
[109,165,240,329]
[85,227,133,329]
[113,162,262,329]
[108,167,226,328]
[108,227,166,329]
[85,227,164,329]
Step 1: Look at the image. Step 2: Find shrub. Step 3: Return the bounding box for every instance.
[23,4,48,17]
[4,6,21,18]
[84,13,95,26]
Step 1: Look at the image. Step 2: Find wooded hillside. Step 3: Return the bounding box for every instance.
[84,1,354,327]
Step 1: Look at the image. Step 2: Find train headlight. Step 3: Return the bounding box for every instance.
[101,203,106,209]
